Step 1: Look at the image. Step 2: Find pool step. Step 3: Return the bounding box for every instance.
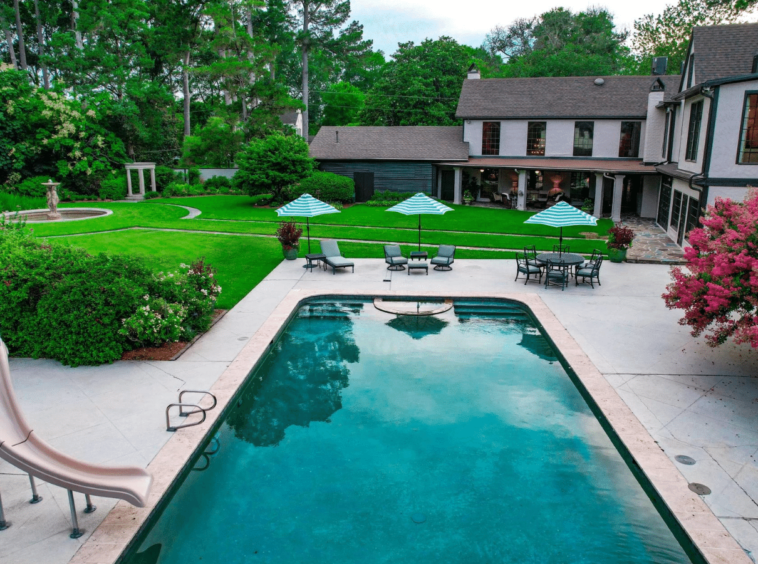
[454,301,529,320]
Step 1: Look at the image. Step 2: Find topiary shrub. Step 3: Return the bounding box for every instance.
[0,227,222,366]
[99,176,128,200]
[287,171,354,203]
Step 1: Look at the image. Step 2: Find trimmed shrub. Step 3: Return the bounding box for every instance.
[144,191,162,200]
[203,176,232,191]
[155,166,180,191]
[15,176,50,198]
[0,228,221,366]
[287,171,354,203]
[188,167,201,185]
[99,176,128,200]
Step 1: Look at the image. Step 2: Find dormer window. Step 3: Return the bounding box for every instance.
[482,122,501,155]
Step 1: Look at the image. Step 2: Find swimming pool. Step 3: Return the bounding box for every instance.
[123,298,697,564]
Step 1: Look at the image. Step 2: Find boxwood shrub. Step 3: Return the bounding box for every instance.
[287,171,354,203]
[0,223,221,366]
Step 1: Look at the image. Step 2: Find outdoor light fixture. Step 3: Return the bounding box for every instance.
[480,169,484,173]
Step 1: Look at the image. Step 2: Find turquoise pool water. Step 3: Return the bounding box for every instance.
[125,299,695,564]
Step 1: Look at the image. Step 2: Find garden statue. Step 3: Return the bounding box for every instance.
[42,179,61,220]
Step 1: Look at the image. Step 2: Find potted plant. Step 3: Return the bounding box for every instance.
[275,220,303,260]
[463,190,474,205]
[607,224,635,262]
[581,199,594,213]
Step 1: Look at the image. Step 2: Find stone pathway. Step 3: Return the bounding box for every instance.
[623,216,686,265]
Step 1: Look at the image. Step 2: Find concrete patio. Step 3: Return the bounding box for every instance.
[1,258,758,564]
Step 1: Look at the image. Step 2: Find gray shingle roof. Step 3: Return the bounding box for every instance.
[455,75,681,119]
[692,24,758,85]
[310,126,469,161]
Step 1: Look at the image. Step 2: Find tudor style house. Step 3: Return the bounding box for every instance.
[309,22,758,248]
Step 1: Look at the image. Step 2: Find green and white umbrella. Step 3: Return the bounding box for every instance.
[276,193,340,255]
[387,193,453,251]
[524,201,597,253]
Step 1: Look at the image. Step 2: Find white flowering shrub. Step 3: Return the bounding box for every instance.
[118,297,186,347]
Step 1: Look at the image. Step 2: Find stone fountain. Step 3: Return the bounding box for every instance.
[1,179,112,223]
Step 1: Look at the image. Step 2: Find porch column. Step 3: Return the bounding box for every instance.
[612,174,625,223]
[453,167,462,205]
[150,167,157,192]
[126,169,133,197]
[138,168,146,196]
[436,169,442,199]
[593,173,604,218]
[517,170,527,211]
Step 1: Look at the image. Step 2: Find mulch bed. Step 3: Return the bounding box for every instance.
[120,309,227,362]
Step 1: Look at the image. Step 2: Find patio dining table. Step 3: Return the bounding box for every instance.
[535,252,585,267]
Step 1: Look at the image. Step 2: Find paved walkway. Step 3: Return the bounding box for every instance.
[1,260,757,563]
[624,216,687,264]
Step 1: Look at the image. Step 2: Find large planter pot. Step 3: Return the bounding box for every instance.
[282,245,299,260]
[607,248,627,263]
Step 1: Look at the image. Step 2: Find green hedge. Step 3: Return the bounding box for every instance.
[0,223,221,366]
[99,176,128,200]
[287,171,354,203]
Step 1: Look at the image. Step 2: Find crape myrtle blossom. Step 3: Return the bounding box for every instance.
[663,189,758,348]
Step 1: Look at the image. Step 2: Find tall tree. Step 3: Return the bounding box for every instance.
[292,0,349,140]
[0,6,18,69]
[359,37,470,126]
[12,0,26,69]
[631,0,758,75]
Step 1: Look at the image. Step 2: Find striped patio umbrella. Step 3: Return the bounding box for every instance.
[276,193,340,255]
[387,193,453,251]
[524,201,597,254]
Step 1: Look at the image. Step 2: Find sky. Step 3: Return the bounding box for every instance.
[350,0,669,55]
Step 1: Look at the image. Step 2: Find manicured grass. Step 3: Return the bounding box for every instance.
[51,230,282,310]
[154,196,613,238]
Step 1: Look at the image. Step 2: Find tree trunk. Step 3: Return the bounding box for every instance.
[301,0,309,141]
[34,0,48,88]
[247,8,257,110]
[72,0,82,49]
[13,0,27,70]
[183,50,191,137]
[0,12,18,69]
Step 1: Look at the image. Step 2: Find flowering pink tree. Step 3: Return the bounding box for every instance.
[663,190,758,347]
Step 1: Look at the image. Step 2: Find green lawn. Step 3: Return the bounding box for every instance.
[154,195,613,239]
[52,231,282,310]
[35,197,608,309]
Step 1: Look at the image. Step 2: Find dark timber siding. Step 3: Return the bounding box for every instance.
[319,161,435,194]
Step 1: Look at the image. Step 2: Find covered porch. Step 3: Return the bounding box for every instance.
[434,158,662,222]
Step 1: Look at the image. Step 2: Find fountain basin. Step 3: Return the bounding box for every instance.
[2,208,113,223]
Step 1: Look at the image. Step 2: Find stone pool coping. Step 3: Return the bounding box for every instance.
[69,290,750,564]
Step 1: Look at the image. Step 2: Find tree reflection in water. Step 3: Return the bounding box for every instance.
[226,317,360,447]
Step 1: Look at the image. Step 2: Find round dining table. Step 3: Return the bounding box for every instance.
[535,252,585,267]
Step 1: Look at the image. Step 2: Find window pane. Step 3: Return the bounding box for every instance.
[657,180,672,227]
[619,122,641,158]
[482,122,501,156]
[670,190,683,230]
[685,196,700,239]
[738,93,758,164]
[661,113,670,158]
[527,122,546,156]
[685,101,703,161]
[573,122,594,157]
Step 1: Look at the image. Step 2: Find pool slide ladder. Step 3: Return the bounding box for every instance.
[165,390,217,432]
[0,339,153,539]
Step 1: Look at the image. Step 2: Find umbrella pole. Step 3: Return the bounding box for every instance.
[559,227,563,256]
[418,215,421,251]
[307,218,311,255]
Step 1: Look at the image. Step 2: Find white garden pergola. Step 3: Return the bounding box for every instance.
[125,162,157,200]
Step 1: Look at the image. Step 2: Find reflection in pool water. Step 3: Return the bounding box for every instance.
[125,299,694,564]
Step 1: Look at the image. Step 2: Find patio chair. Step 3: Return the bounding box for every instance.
[492,192,503,205]
[431,245,456,271]
[320,240,354,275]
[576,256,603,288]
[515,253,542,285]
[524,245,542,268]
[582,249,604,269]
[553,244,570,254]
[384,245,408,271]
[544,259,570,291]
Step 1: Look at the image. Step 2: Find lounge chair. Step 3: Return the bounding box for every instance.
[320,239,354,275]
[515,252,542,285]
[384,245,408,271]
[576,256,603,288]
[431,245,456,271]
